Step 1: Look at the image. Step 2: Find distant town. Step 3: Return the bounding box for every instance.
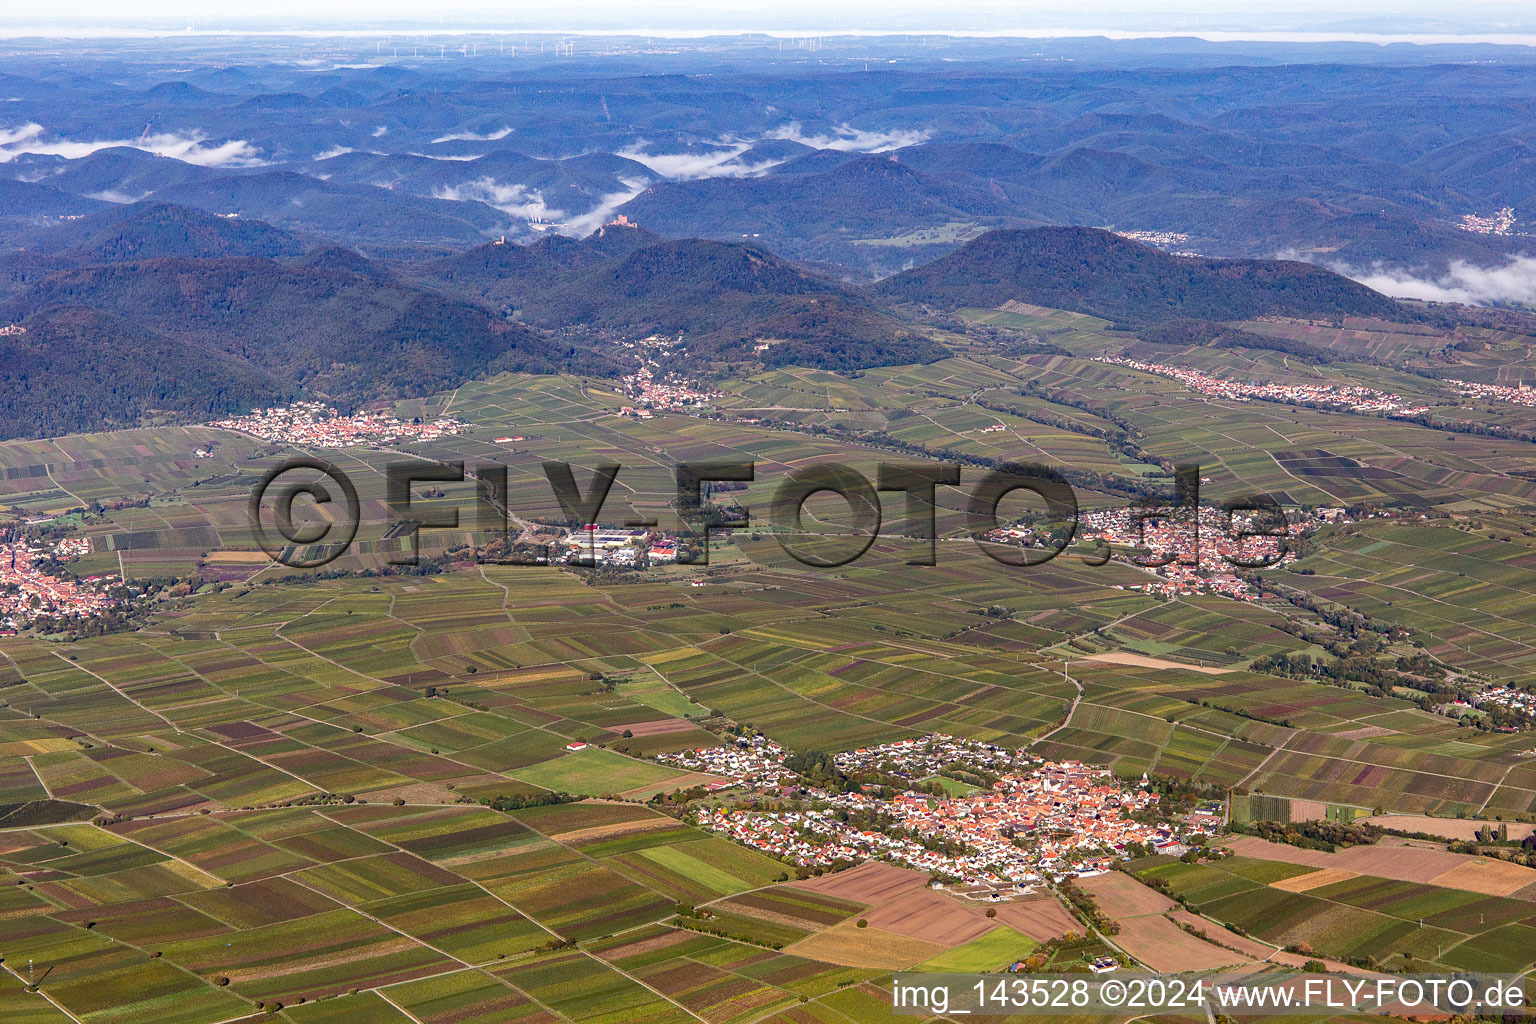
[1448,378,1536,407]
[211,402,466,447]
[1099,356,1431,418]
[1457,207,1518,236]
[1112,228,1202,256]
[618,336,725,416]
[0,535,115,632]
[666,734,1197,887]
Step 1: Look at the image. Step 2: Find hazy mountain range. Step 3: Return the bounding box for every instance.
[2,42,1533,283]
[2,36,1534,438]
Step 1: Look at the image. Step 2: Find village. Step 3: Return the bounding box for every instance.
[613,325,724,419]
[1449,378,1536,407]
[986,504,1341,601]
[618,361,723,417]
[1457,684,1536,726]
[0,535,116,632]
[655,732,793,786]
[663,733,1196,887]
[1112,228,1202,255]
[1075,504,1313,600]
[1097,356,1431,417]
[210,401,466,447]
[1457,207,1518,235]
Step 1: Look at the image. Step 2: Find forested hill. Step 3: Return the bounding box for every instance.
[0,306,281,439]
[57,203,309,263]
[416,223,665,310]
[873,227,1409,326]
[0,256,568,406]
[518,238,949,370]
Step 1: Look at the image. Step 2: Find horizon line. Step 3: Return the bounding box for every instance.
[3,26,1536,47]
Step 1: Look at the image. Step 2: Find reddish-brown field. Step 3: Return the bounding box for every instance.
[1079,870,1176,916]
[990,895,1079,942]
[609,719,697,736]
[1167,910,1277,959]
[1372,814,1536,843]
[1227,836,1536,896]
[791,861,927,904]
[1114,913,1254,972]
[858,888,994,945]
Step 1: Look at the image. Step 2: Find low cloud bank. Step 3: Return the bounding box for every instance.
[619,121,931,180]
[434,172,647,237]
[434,178,565,222]
[560,176,650,236]
[0,122,266,167]
[430,126,513,144]
[618,141,779,180]
[765,121,931,152]
[1334,254,1536,308]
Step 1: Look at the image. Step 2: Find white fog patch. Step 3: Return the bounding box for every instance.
[559,176,650,236]
[434,178,565,222]
[1333,254,1536,308]
[765,121,931,153]
[0,122,267,167]
[371,126,388,137]
[618,141,780,180]
[314,145,354,160]
[84,189,146,204]
[430,126,513,144]
[0,123,40,146]
[432,170,647,238]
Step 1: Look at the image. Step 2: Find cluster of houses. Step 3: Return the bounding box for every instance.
[1457,685,1536,726]
[693,757,1185,885]
[1449,379,1536,408]
[831,735,1031,779]
[1458,208,1518,235]
[986,503,1332,603]
[210,402,465,447]
[1073,505,1312,601]
[655,734,792,786]
[672,733,1194,886]
[618,362,722,416]
[1118,230,1198,254]
[0,537,115,631]
[1098,357,1430,417]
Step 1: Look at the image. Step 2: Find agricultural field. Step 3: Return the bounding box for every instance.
[1133,847,1536,972]
[6,301,1536,1019]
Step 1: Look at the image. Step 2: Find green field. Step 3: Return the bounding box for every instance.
[1133,855,1536,972]
[5,304,1536,1020]
[915,926,1036,972]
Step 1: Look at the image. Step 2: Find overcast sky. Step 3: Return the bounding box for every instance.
[4,0,1534,35]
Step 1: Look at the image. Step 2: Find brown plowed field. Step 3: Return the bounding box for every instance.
[1227,836,1536,897]
[784,919,945,969]
[1079,870,1176,916]
[1167,910,1275,959]
[858,888,995,945]
[1114,914,1253,972]
[991,896,1079,942]
[791,861,927,904]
